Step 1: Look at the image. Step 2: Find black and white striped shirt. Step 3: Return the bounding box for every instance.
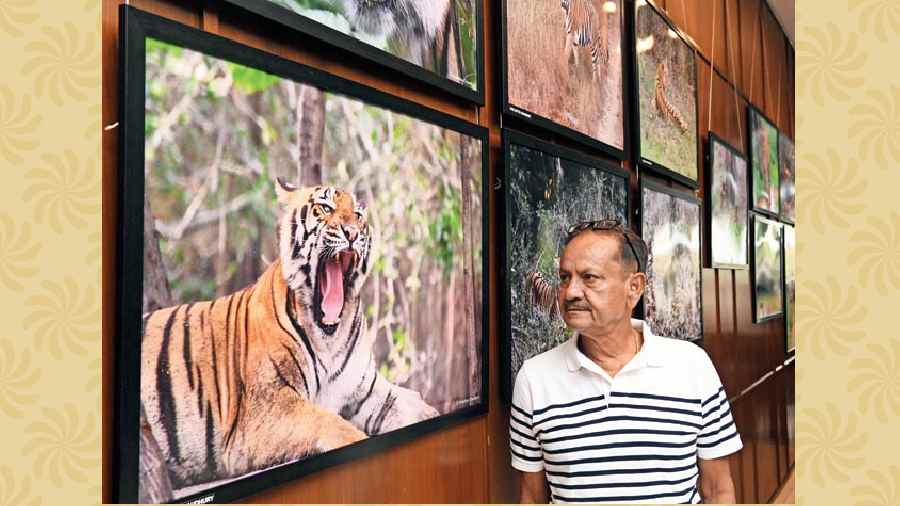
[510,320,742,504]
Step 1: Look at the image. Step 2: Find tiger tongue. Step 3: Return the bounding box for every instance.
[321,257,344,325]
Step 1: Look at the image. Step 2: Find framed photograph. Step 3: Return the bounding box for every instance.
[640,179,703,341]
[501,0,627,159]
[633,0,699,188]
[116,6,488,503]
[221,0,485,104]
[751,213,784,323]
[707,133,749,269]
[501,129,630,399]
[779,131,796,224]
[748,105,780,216]
[783,224,795,353]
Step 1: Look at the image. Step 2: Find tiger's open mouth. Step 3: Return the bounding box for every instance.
[314,250,357,331]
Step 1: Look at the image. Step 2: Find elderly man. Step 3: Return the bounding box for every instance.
[510,220,741,504]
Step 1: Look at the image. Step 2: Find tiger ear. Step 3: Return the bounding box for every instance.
[275,177,297,205]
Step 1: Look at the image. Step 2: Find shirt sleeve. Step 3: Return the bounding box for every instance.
[696,351,743,460]
[510,364,544,472]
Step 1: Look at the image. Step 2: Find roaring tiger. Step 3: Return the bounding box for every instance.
[141,182,438,492]
[652,61,688,132]
[560,0,610,81]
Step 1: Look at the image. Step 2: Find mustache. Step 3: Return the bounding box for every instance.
[564,300,591,311]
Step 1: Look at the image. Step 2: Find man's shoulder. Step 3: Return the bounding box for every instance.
[519,337,573,378]
[647,330,710,367]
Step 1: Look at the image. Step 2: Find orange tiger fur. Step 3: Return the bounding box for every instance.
[561,0,609,81]
[141,183,438,493]
[653,61,688,132]
[524,270,560,319]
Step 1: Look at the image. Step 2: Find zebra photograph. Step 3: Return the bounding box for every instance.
[635,0,698,184]
[503,131,629,396]
[503,0,625,152]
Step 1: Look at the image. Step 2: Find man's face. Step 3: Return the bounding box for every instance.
[558,232,644,336]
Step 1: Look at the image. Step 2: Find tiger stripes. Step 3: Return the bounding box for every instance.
[524,270,560,319]
[141,184,438,494]
[560,0,609,80]
[652,61,689,132]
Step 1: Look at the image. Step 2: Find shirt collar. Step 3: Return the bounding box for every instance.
[564,318,665,373]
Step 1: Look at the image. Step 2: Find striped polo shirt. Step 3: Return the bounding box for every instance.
[510,319,742,504]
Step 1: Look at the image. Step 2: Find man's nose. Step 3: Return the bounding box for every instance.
[562,277,584,301]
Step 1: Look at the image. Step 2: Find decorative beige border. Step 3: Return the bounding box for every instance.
[0,0,102,504]
[0,0,897,504]
[795,1,900,504]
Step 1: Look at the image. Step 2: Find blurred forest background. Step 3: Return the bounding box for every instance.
[642,187,702,340]
[506,143,628,389]
[753,216,782,320]
[710,141,748,267]
[506,0,624,149]
[636,2,697,180]
[266,0,479,90]
[142,40,484,414]
[750,111,779,213]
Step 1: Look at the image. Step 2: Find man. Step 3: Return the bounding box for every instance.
[510,220,741,504]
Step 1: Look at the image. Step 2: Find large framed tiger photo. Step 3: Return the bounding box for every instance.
[115,7,488,503]
[632,0,699,188]
[221,0,485,104]
[500,129,630,401]
[501,0,628,159]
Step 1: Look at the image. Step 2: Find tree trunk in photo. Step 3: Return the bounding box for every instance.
[139,403,173,503]
[297,84,325,187]
[143,196,172,314]
[459,135,478,401]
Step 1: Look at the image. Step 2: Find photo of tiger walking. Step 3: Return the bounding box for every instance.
[504,0,625,150]
[634,0,698,182]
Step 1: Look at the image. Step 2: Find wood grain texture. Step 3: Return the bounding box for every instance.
[101,0,794,502]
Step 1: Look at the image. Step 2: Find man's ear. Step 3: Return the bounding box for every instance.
[628,272,647,306]
[275,177,297,205]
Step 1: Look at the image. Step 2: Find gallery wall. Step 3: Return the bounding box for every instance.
[101,0,795,502]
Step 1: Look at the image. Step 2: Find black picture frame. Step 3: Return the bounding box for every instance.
[750,212,784,323]
[221,0,486,105]
[706,132,750,270]
[499,0,629,160]
[747,104,780,218]
[639,177,704,342]
[115,6,490,503]
[630,0,700,189]
[499,128,631,402]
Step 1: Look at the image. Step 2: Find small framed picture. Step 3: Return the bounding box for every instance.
[633,0,699,188]
[707,133,749,269]
[748,106,780,217]
[640,178,703,341]
[751,213,784,323]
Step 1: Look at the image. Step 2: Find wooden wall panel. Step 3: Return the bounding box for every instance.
[101,0,795,503]
[739,0,766,109]
[755,379,780,502]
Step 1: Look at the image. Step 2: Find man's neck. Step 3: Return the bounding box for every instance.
[578,320,642,377]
